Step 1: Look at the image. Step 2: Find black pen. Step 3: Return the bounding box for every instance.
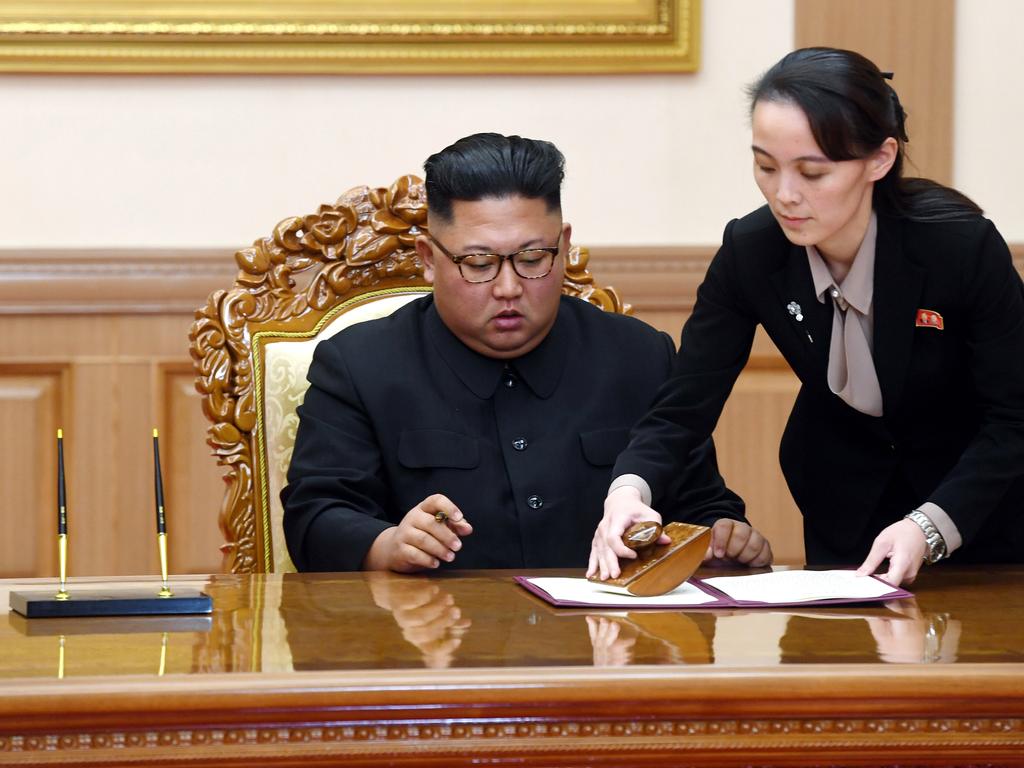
[153,429,173,597]
[56,428,69,600]
[153,428,166,535]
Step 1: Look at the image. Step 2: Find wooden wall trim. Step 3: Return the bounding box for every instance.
[587,245,714,312]
[0,249,236,314]
[2,246,1023,316]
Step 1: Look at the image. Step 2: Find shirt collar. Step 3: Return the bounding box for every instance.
[806,211,877,314]
[424,297,568,400]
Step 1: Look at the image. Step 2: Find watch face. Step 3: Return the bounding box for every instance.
[926,536,946,564]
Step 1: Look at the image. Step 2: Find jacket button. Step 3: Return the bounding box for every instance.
[513,438,528,451]
[504,375,517,388]
[526,495,543,509]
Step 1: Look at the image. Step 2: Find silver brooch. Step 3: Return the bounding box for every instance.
[786,301,804,322]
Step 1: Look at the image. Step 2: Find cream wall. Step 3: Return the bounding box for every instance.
[2,0,1019,249]
[954,0,1024,241]
[0,0,792,249]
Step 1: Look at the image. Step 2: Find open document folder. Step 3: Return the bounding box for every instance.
[517,569,913,609]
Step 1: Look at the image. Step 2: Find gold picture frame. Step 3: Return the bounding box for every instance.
[0,0,699,74]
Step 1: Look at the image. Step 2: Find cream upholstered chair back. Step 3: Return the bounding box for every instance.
[190,175,631,573]
[249,288,428,573]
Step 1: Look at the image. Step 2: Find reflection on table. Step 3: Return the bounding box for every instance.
[2,568,1021,677]
[1,567,1022,766]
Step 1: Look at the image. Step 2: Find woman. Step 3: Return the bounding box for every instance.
[589,47,1024,586]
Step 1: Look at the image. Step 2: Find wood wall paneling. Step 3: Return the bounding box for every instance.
[794,0,955,184]
[162,363,227,575]
[3,245,1022,576]
[0,367,63,578]
[71,361,153,576]
[0,283,237,577]
[714,368,804,565]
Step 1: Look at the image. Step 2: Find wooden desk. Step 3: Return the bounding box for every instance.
[1,567,1023,766]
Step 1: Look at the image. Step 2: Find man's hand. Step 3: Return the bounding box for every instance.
[586,486,666,581]
[856,518,928,586]
[703,518,773,566]
[363,494,473,573]
[366,573,471,668]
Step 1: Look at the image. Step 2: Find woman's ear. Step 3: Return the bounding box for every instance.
[869,137,899,182]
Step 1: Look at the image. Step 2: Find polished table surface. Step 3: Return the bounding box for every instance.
[2,566,1023,766]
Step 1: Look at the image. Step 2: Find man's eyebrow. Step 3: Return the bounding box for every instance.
[752,145,830,163]
[461,237,549,253]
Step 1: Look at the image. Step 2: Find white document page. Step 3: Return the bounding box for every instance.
[525,577,718,607]
[701,569,900,603]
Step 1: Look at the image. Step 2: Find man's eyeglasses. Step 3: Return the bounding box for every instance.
[427,232,561,284]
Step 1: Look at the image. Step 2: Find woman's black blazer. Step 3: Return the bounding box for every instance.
[614,205,1024,560]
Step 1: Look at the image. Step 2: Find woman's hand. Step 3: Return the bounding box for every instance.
[586,616,638,667]
[586,486,666,581]
[856,518,929,585]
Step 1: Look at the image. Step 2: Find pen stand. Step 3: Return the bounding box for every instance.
[590,521,710,596]
[9,587,212,619]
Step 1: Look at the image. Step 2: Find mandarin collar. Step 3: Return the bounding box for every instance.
[424,297,569,400]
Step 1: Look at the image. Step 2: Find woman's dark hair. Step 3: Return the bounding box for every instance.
[748,47,981,221]
[423,133,565,224]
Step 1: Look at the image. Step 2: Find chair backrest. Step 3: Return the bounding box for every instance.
[190,175,631,573]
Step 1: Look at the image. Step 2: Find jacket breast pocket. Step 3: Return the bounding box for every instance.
[398,429,480,469]
[579,428,630,467]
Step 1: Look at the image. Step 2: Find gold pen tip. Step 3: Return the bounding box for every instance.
[153,428,159,438]
[57,428,63,439]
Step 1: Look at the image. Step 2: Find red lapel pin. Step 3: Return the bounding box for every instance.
[915,308,944,330]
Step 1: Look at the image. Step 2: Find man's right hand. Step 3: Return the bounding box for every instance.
[363,494,473,573]
[586,486,666,581]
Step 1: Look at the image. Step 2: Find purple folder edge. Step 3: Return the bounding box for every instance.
[513,572,914,610]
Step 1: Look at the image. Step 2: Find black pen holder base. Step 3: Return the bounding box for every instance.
[9,588,212,618]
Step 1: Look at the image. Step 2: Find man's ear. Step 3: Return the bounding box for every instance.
[868,137,899,182]
[415,235,436,283]
[561,221,572,251]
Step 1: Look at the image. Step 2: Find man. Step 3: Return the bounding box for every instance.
[282,132,772,572]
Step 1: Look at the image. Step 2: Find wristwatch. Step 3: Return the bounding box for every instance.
[905,509,948,564]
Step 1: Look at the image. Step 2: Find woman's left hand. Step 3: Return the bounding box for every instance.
[856,519,929,585]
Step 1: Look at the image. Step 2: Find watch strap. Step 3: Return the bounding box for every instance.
[905,508,948,564]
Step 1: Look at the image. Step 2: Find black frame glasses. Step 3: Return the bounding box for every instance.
[427,232,561,284]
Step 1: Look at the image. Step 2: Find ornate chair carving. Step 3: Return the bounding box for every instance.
[190,175,631,574]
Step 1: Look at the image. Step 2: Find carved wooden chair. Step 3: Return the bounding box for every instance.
[190,175,630,574]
